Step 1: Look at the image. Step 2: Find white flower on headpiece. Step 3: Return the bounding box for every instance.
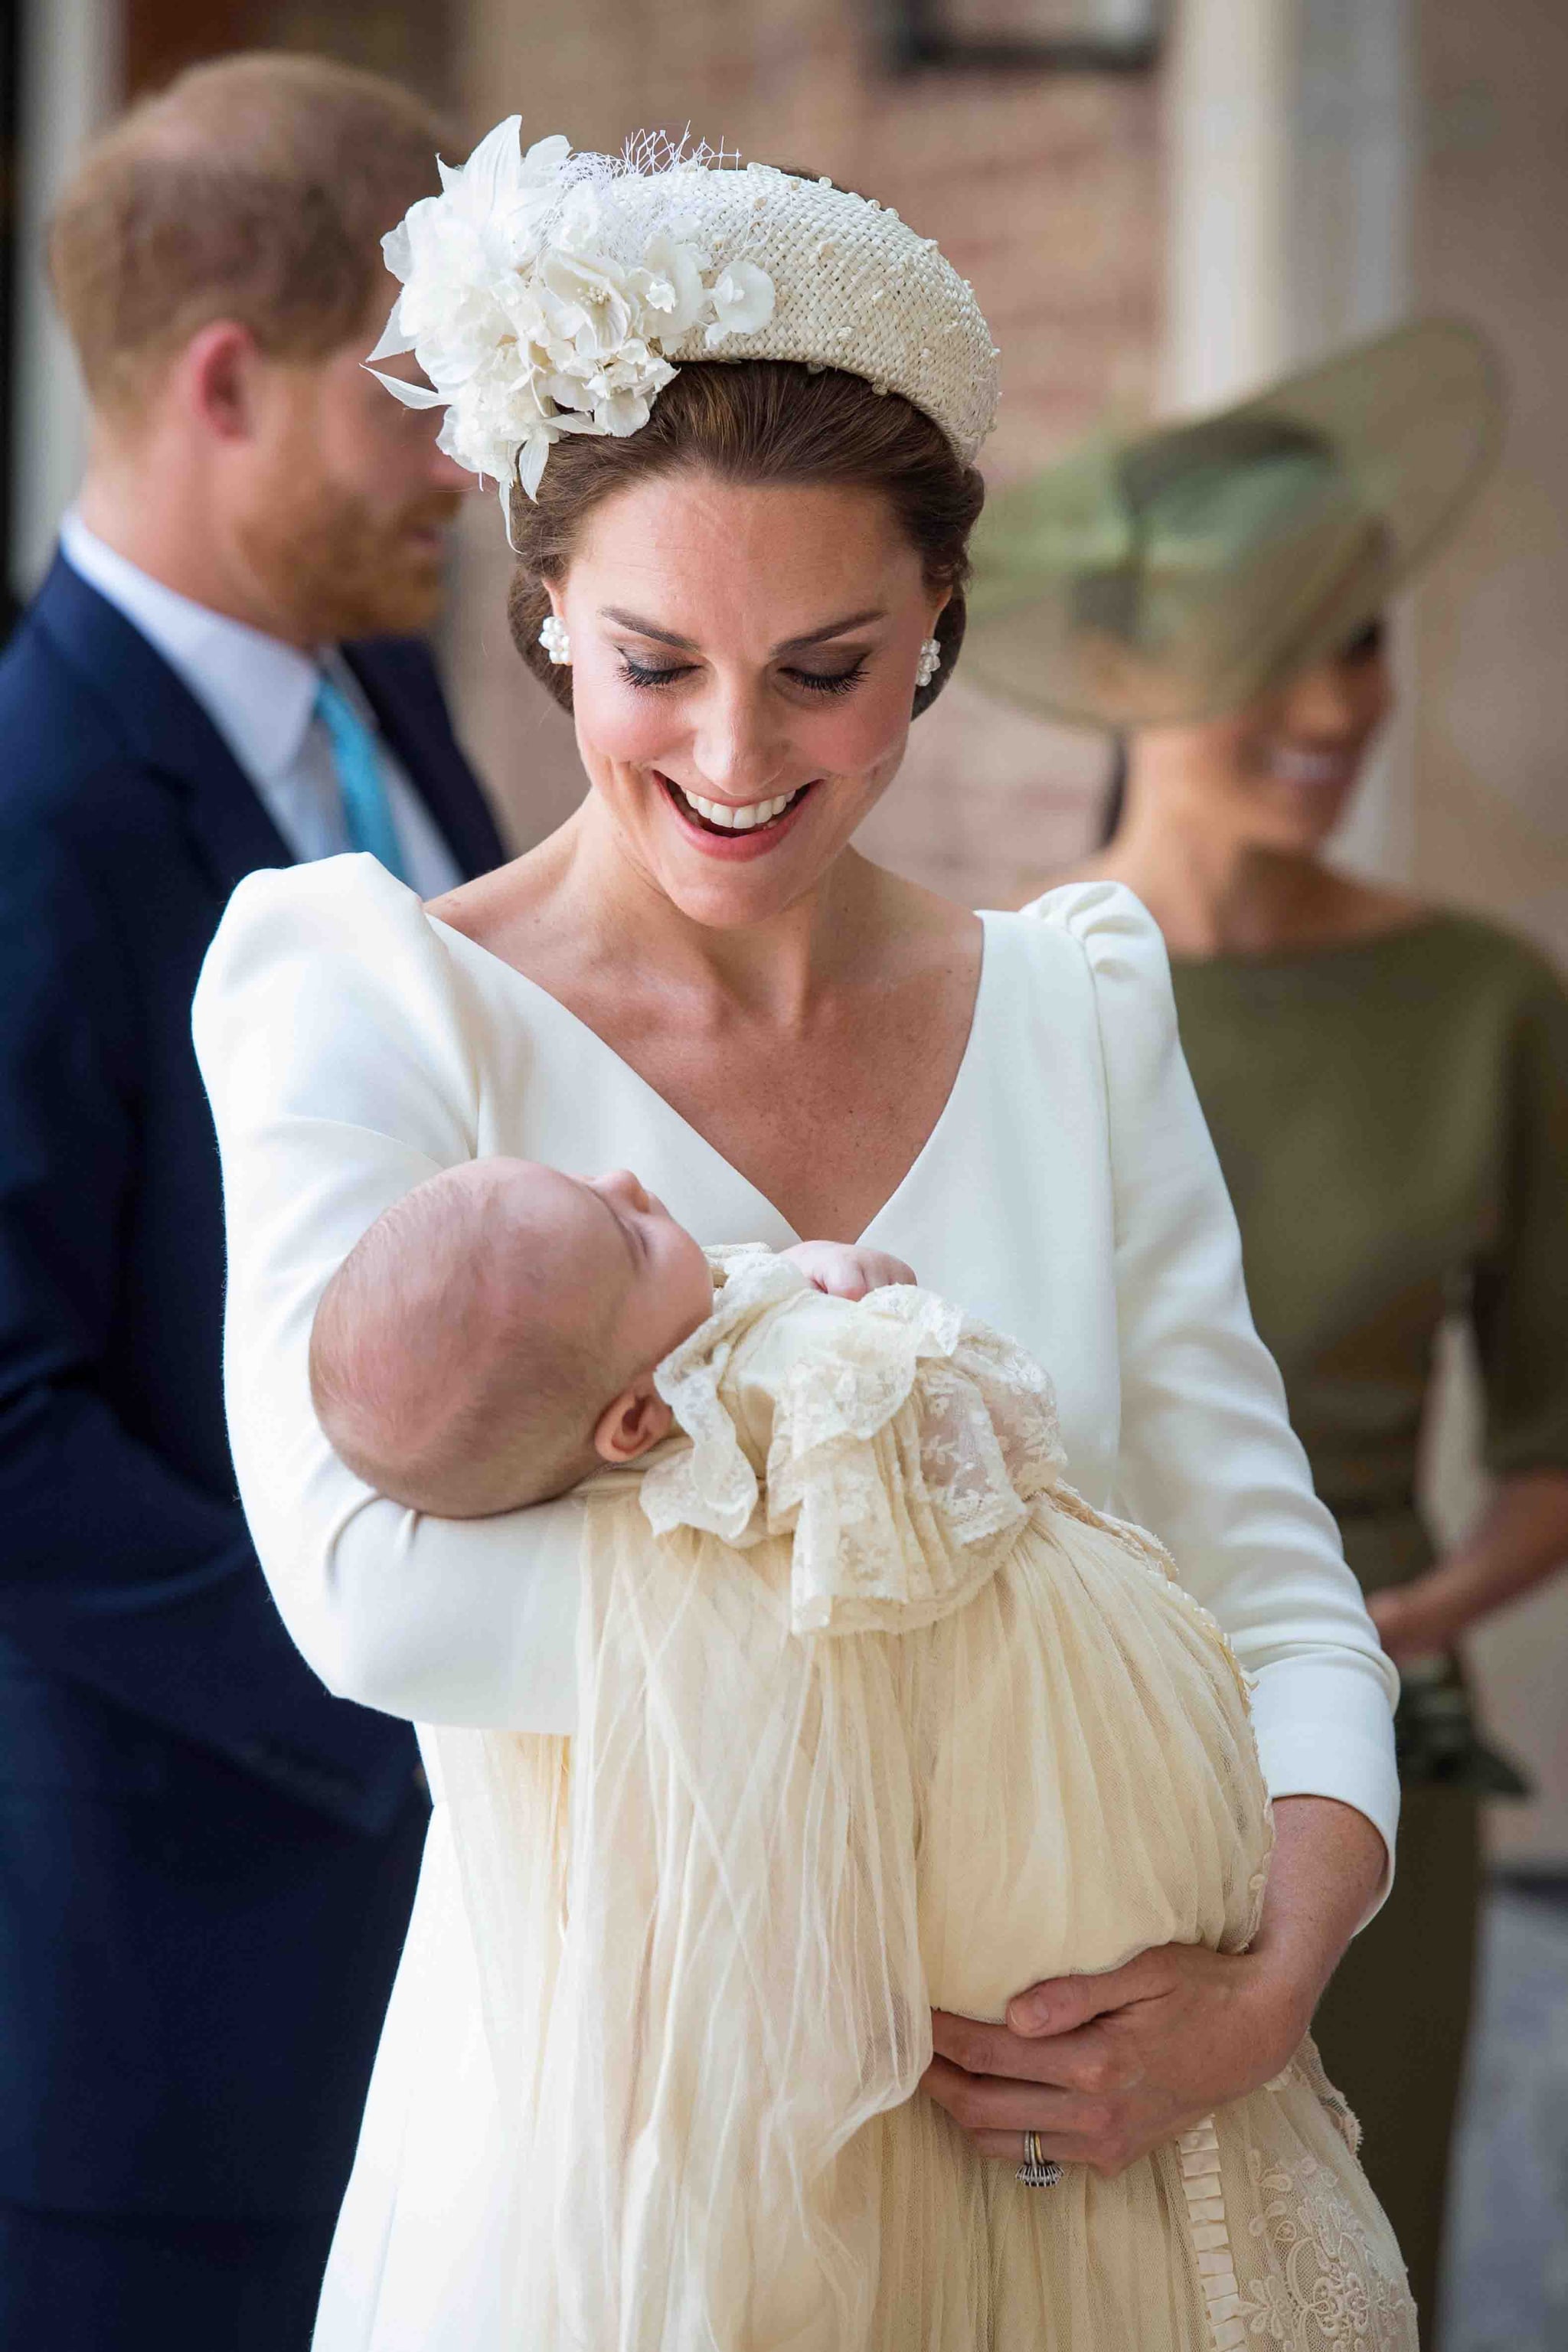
[588,345,680,436]
[539,248,635,362]
[704,261,775,348]
[367,123,779,514]
[630,231,712,338]
[372,122,570,378]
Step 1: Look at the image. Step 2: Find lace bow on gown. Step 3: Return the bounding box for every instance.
[436,1250,1415,2351]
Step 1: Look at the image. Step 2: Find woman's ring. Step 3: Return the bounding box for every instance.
[1017,2129,1063,2189]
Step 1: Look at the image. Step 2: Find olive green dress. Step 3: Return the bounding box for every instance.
[1170,910,1568,2341]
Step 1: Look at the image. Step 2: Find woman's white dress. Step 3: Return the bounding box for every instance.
[193,858,1400,2351]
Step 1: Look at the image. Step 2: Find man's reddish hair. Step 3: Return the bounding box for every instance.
[49,51,445,416]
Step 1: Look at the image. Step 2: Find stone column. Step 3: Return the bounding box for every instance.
[1162,0,1293,410]
[9,0,121,601]
[1161,0,1415,878]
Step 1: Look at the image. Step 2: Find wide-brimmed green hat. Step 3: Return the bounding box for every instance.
[963,319,1504,729]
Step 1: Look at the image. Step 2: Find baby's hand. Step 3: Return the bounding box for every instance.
[782,1240,917,1301]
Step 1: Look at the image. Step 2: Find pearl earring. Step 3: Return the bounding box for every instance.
[915,635,941,689]
[539,614,572,665]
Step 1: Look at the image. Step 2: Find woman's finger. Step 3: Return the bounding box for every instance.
[932,2011,1056,2079]
[920,2055,1114,2141]
[967,2130,1075,2164]
[1001,1950,1166,2039]
[929,2011,1138,2094]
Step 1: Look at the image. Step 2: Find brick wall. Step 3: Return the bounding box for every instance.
[438,0,1165,906]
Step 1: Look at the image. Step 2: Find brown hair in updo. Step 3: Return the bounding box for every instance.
[507,361,986,717]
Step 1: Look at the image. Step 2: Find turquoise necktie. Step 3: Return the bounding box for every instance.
[315,673,408,883]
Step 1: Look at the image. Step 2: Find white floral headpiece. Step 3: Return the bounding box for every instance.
[370,124,998,519]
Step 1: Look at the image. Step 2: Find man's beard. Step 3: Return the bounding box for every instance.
[237,475,464,644]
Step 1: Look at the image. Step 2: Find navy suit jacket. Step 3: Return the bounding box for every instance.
[0,557,507,2215]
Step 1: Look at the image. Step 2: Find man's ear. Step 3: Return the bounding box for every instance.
[593,1374,674,1465]
[177,319,266,443]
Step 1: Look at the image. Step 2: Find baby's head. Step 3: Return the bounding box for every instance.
[310,1158,715,1515]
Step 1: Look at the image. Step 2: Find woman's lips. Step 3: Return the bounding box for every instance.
[658,775,818,858]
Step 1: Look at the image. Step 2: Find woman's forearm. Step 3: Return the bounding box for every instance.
[1247,1794,1390,2029]
[1370,1468,1568,1662]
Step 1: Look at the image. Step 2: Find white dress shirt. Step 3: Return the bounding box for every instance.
[59,512,464,900]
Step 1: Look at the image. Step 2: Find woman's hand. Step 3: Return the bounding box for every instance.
[1367,1570,1473,1664]
[921,1795,1387,2177]
[925,1939,1303,2174]
[782,1240,917,1300]
[1368,1469,1568,1665]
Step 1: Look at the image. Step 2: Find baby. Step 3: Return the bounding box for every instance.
[310,1159,1414,2352]
[309,1155,914,1518]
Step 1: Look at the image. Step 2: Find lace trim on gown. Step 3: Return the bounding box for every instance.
[1179,2115,1245,2349]
[1171,2043,1412,2352]
[648,1244,1080,1635]
[640,1244,799,1545]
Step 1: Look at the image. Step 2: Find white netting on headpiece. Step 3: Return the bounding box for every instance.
[370,122,999,514]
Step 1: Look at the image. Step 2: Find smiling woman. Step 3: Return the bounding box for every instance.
[193,123,1410,2350]
[584,559,906,853]
[511,437,969,919]
[483,358,985,942]
[431,440,988,1230]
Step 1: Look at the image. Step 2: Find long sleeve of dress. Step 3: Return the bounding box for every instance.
[1030,883,1401,1895]
[193,856,583,1733]
[1473,940,1568,1478]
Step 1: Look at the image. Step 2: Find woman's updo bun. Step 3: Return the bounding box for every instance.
[506,359,985,719]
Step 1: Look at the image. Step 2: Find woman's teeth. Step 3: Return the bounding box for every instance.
[671,782,805,831]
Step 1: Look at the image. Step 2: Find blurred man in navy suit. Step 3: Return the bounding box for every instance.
[0,54,506,2350]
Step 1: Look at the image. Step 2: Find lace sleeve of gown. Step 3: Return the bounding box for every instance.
[192,853,584,1732]
[1026,880,1400,1911]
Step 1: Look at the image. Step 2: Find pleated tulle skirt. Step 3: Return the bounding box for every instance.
[432,1490,1416,2349]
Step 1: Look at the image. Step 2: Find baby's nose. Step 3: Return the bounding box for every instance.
[598,1168,651,1212]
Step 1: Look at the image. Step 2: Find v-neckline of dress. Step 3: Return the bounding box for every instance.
[425,908,998,1248]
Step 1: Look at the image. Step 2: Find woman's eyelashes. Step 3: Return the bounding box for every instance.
[617,655,695,691]
[788,658,870,697]
[615,652,871,697]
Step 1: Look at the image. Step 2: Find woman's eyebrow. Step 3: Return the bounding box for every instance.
[771,609,887,655]
[598,607,889,655]
[600,607,696,649]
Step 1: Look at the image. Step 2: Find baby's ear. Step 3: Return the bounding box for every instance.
[593,1375,675,1465]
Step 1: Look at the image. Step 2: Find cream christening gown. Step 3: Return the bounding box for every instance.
[191,856,1404,2352]
[440,1247,1415,2350]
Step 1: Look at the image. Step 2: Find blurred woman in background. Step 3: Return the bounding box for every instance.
[966,322,1568,2338]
